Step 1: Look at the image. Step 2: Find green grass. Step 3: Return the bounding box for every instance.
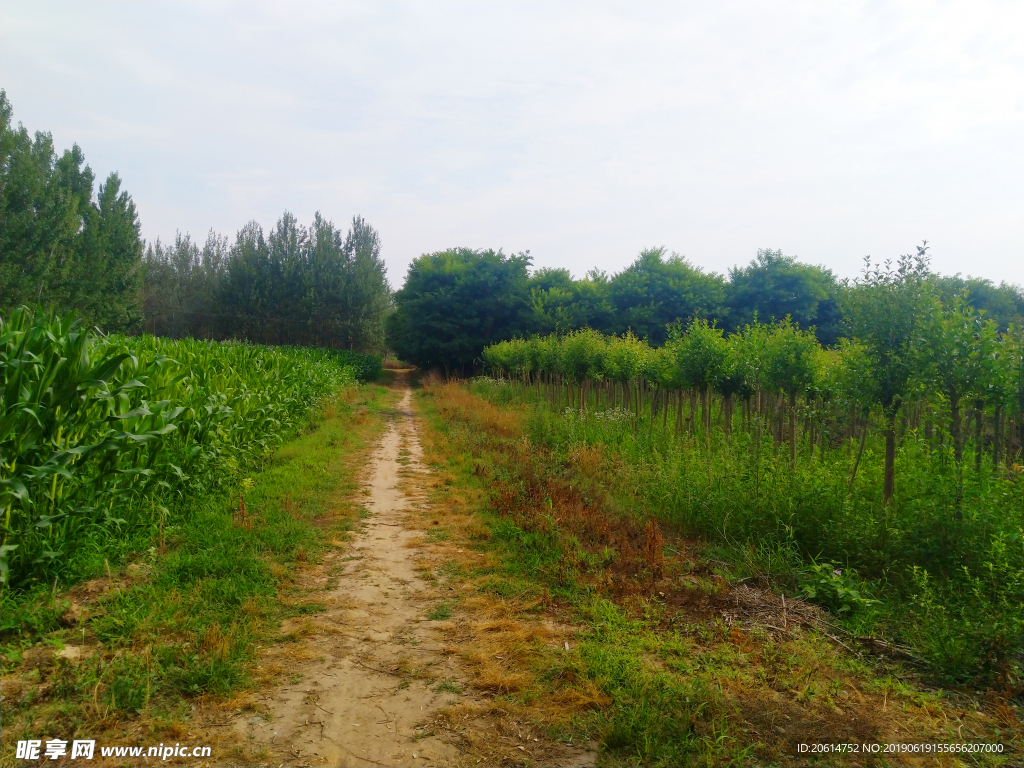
[427,602,452,621]
[0,382,398,762]
[434,679,463,694]
[467,378,1022,686]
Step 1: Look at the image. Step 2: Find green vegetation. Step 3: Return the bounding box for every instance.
[388,242,1022,372]
[387,247,533,373]
[1,92,142,332]
[1,91,392,351]
[417,381,1021,766]
[143,212,392,351]
[479,265,1023,683]
[0,307,381,592]
[0,381,395,759]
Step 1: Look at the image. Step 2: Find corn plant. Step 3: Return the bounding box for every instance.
[1,308,375,589]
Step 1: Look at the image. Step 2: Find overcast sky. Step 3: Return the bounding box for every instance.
[2,1,1022,287]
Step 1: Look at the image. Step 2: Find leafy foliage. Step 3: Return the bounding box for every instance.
[387,248,533,373]
[1,91,143,331]
[0,307,377,589]
[144,213,391,352]
[2,91,390,353]
[480,280,1023,680]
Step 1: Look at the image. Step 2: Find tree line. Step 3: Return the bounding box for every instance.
[1,91,391,352]
[484,248,1023,508]
[478,251,1024,681]
[387,246,1023,373]
[1,91,143,331]
[142,212,390,351]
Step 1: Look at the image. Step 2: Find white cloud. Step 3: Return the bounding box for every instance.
[2,0,1021,285]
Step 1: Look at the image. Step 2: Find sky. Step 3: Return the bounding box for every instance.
[2,1,1022,288]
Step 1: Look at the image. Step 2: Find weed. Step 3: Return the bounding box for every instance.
[412,379,1023,767]
[428,603,452,621]
[434,679,464,694]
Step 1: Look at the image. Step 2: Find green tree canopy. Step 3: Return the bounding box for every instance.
[931,274,1023,333]
[1,90,143,331]
[845,245,932,505]
[726,249,844,345]
[528,268,616,335]
[387,248,532,373]
[606,248,726,345]
[146,212,390,351]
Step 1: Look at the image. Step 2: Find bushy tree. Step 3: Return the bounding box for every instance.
[144,213,390,351]
[845,245,931,506]
[528,268,616,335]
[932,274,1023,333]
[917,296,998,508]
[763,318,821,470]
[726,248,844,346]
[387,248,531,373]
[607,248,726,345]
[670,319,729,446]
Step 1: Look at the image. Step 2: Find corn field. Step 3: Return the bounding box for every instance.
[0,308,379,588]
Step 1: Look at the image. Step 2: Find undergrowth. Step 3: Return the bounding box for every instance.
[415,379,1022,767]
[471,377,1022,687]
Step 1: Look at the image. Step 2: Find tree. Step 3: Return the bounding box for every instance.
[762,319,821,471]
[528,268,615,335]
[932,274,1024,333]
[845,244,931,506]
[387,248,531,373]
[163,212,391,350]
[917,296,997,509]
[726,249,844,345]
[607,248,726,345]
[1,91,143,331]
[338,215,391,351]
[671,319,729,448]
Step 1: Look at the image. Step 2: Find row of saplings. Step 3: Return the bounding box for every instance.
[483,303,1023,506]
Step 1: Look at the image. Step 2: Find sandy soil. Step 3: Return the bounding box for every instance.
[231,389,484,766]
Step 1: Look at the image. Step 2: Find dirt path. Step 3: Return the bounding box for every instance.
[232,388,478,767]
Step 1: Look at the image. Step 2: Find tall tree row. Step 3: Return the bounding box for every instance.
[1,91,143,331]
[390,245,1022,371]
[1,91,391,352]
[145,212,391,352]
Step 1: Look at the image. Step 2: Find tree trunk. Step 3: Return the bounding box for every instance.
[788,390,797,473]
[848,413,869,492]
[974,400,983,475]
[993,405,1002,471]
[808,397,815,461]
[883,410,897,507]
[723,395,733,441]
[950,395,963,512]
[701,389,711,451]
